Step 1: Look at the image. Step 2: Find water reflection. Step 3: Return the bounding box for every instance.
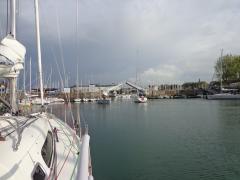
[46,99,240,180]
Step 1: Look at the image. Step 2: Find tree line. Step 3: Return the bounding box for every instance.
[215,54,240,83]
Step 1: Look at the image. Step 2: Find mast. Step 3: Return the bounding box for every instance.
[81,80,82,92]
[76,64,79,98]
[10,0,16,37]
[76,0,81,137]
[29,57,31,94]
[9,0,17,113]
[9,77,17,113]
[34,0,44,106]
[220,49,223,93]
[23,58,25,93]
[50,66,52,90]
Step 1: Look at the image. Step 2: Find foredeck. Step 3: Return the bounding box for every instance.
[0,113,80,180]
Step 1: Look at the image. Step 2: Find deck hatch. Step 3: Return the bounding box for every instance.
[32,163,46,180]
[41,131,53,167]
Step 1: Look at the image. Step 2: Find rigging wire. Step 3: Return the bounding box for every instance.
[51,47,71,104]
[75,0,82,137]
[79,105,87,132]
[54,1,87,133]
[50,35,76,132]
[55,7,67,89]
[44,66,52,89]
[50,8,72,105]
[34,0,88,135]
[50,47,64,91]
[6,0,9,35]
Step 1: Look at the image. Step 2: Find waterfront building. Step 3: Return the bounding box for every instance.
[147,84,182,97]
[71,83,119,98]
[71,83,118,93]
[182,81,208,90]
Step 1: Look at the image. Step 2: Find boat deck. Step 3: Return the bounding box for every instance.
[0,112,80,180]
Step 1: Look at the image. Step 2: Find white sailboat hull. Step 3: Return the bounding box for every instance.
[31,98,50,105]
[0,113,93,180]
[207,93,240,100]
[47,97,65,103]
[74,98,81,102]
[134,96,147,103]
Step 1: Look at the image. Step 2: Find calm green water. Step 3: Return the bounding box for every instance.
[50,99,240,180]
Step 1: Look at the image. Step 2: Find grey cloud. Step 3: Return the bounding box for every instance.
[1,0,240,87]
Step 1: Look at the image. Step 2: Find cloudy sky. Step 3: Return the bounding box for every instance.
[1,0,240,87]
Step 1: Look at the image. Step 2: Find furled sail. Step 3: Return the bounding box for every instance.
[0,34,26,77]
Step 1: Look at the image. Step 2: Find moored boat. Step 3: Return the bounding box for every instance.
[47,97,65,103]
[134,95,147,103]
[207,49,240,100]
[96,98,111,104]
[73,98,81,103]
[207,93,240,100]
[31,97,50,105]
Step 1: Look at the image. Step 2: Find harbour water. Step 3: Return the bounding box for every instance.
[49,99,240,180]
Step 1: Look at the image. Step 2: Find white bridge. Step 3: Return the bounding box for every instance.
[102,83,122,96]
[126,81,145,93]
[101,82,146,97]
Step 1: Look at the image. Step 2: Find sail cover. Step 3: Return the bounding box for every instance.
[0,35,26,77]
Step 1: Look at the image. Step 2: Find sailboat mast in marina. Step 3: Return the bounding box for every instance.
[34,0,44,106]
[73,0,82,103]
[30,57,31,94]
[0,0,94,179]
[220,49,223,93]
[74,64,81,102]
